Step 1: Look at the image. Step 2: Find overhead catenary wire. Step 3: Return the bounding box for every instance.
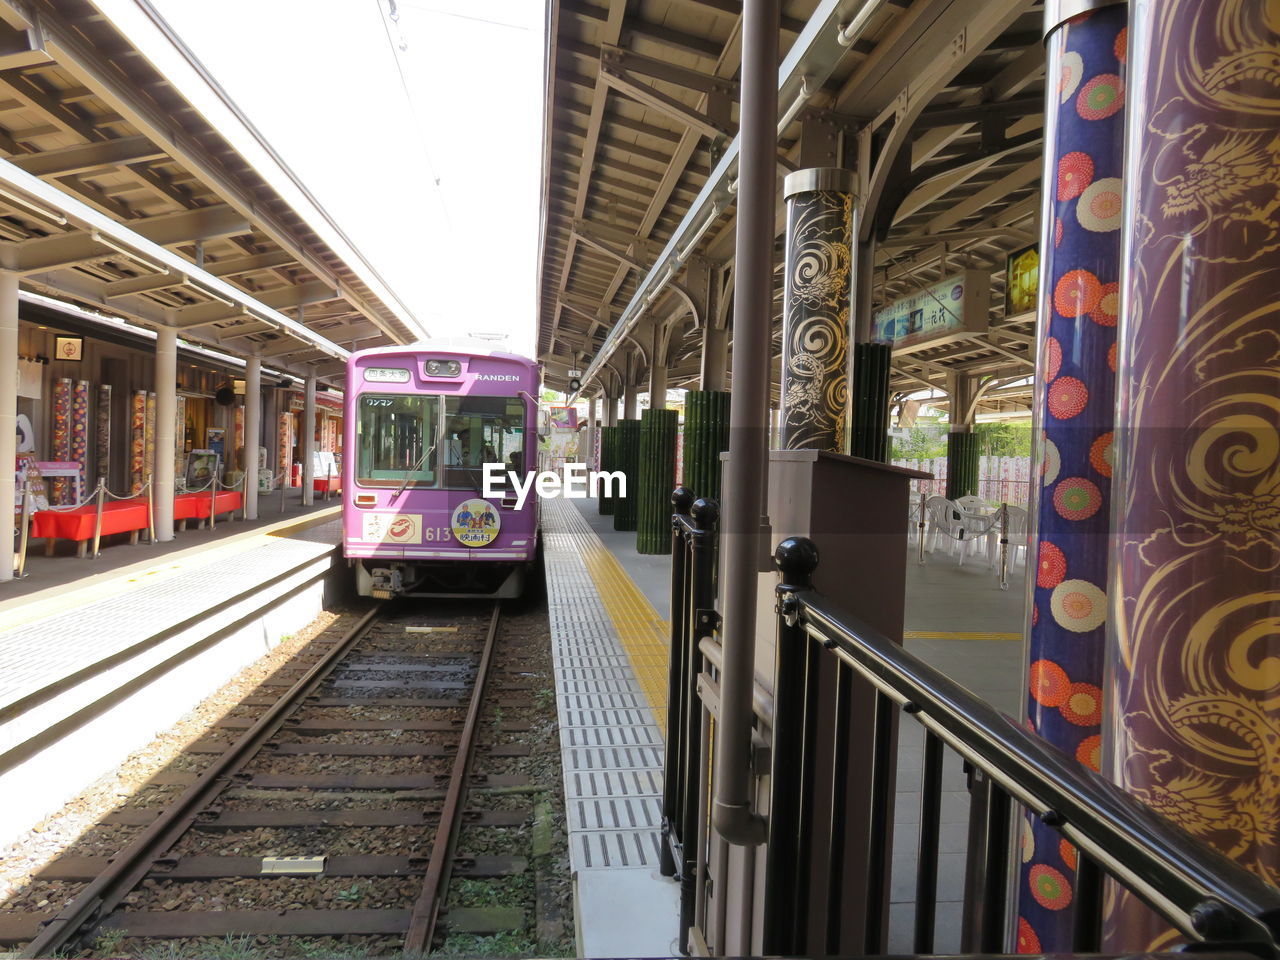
[377,0,454,232]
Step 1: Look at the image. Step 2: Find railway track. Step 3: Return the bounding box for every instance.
[0,600,554,956]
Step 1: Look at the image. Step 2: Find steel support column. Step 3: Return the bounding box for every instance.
[1106,0,1280,944]
[701,323,729,391]
[244,355,261,520]
[301,375,316,506]
[650,322,669,408]
[0,270,16,580]
[780,167,856,451]
[712,0,776,847]
[154,324,177,542]
[623,371,638,420]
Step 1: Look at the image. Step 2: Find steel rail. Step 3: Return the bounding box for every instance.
[403,602,503,955]
[20,603,384,958]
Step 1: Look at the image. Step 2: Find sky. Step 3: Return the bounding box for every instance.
[146,0,545,355]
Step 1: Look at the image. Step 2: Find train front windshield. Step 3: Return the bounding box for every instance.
[356,394,525,489]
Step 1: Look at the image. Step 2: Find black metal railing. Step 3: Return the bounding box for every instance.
[661,486,719,954]
[762,534,1280,958]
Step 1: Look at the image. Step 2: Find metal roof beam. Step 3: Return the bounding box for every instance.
[21,0,416,342]
[599,53,735,140]
[573,0,884,395]
[11,135,167,178]
[102,249,296,297]
[13,204,249,273]
[600,43,739,97]
[173,279,338,330]
[624,18,724,59]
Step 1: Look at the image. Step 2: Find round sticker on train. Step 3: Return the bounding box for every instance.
[451,498,500,547]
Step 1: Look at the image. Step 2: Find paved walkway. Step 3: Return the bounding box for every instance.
[2,489,338,606]
[0,508,340,716]
[564,494,1030,952]
[541,498,678,958]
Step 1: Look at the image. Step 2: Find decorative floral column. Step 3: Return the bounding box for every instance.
[51,378,72,503]
[1106,0,1280,946]
[130,390,146,494]
[95,384,111,488]
[1017,2,1126,952]
[71,380,89,499]
[779,168,855,452]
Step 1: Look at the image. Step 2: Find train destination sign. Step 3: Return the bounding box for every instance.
[872,269,990,354]
[363,367,410,383]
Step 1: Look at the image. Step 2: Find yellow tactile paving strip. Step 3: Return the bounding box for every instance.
[557,505,672,736]
[904,629,1022,642]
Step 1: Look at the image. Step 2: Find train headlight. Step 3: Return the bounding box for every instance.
[425,359,461,377]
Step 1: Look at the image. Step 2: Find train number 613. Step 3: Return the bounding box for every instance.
[424,527,452,542]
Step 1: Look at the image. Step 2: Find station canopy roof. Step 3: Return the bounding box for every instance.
[0,0,425,383]
[537,0,1047,417]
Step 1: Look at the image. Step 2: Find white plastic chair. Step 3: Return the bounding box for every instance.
[955,494,987,513]
[925,496,966,558]
[1005,505,1030,567]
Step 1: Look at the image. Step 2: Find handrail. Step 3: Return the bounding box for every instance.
[775,537,1280,952]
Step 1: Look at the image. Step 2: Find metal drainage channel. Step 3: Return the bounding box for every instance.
[4,600,537,956]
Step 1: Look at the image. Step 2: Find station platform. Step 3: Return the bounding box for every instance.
[0,502,345,850]
[3,488,340,606]
[549,496,1028,954]
[541,498,679,958]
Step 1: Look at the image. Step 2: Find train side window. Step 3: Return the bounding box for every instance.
[356,394,440,487]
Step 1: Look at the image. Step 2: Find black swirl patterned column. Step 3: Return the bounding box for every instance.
[780,168,856,451]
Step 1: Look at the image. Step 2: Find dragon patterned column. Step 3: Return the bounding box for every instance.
[779,168,855,451]
[1105,0,1280,947]
[1016,1,1127,952]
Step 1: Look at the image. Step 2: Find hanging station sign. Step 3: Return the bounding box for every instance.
[872,270,991,354]
[1004,244,1039,319]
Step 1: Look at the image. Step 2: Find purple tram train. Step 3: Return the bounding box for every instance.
[342,342,542,598]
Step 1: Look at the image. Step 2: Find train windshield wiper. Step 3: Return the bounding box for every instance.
[392,443,435,499]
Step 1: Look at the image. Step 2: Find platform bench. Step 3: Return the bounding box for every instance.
[174,490,244,529]
[32,499,151,557]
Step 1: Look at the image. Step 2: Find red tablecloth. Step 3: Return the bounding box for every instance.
[32,499,150,541]
[174,490,243,519]
[313,476,341,494]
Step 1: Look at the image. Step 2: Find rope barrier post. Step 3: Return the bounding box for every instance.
[998,502,1009,592]
[917,491,927,565]
[280,470,287,513]
[91,479,106,559]
[147,473,156,545]
[15,481,31,578]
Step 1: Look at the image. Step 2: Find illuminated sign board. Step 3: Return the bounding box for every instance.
[872,270,990,354]
[1004,244,1039,318]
